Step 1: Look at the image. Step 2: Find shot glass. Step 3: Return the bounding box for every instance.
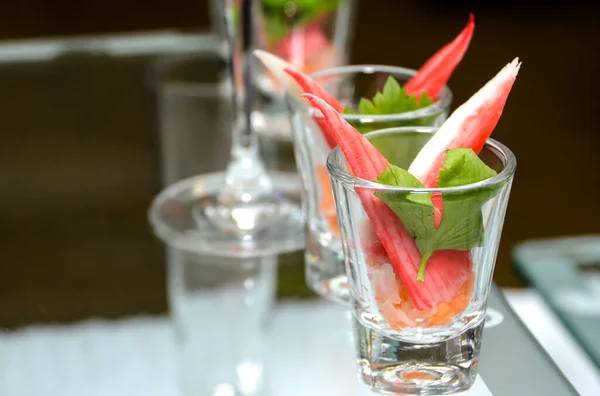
[327,127,516,394]
[254,0,357,89]
[251,0,358,167]
[287,65,452,304]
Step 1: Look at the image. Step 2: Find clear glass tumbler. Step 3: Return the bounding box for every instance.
[254,0,356,89]
[168,248,277,396]
[251,0,357,168]
[327,127,516,394]
[287,65,452,304]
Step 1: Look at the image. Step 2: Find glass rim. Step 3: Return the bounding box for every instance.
[326,126,517,194]
[285,64,453,122]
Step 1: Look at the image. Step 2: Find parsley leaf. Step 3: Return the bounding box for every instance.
[343,76,436,134]
[359,77,433,115]
[374,148,498,281]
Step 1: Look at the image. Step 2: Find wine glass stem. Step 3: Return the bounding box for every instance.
[218,0,274,205]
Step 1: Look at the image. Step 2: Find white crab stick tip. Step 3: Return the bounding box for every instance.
[253,49,306,102]
[408,58,521,182]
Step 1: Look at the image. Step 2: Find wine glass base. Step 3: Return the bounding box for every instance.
[149,171,305,258]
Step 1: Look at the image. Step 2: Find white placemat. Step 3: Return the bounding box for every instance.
[0,301,491,396]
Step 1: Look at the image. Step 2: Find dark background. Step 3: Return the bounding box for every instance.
[1,0,599,328]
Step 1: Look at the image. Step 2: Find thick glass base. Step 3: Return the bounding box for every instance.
[354,318,483,395]
[304,228,349,305]
[149,171,305,258]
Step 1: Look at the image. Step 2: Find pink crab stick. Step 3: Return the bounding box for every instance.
[404,13,475,100]
[411,58,520,232]
[272,21,332,74]
[254,49,345,149]
[303,93,473,310]
[409,58,521,188]
[253,49,343,112]
[285,67,344,149]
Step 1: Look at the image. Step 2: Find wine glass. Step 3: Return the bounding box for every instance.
[149,0,305,257]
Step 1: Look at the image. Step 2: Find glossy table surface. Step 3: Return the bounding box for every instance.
[0,287,579,396]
